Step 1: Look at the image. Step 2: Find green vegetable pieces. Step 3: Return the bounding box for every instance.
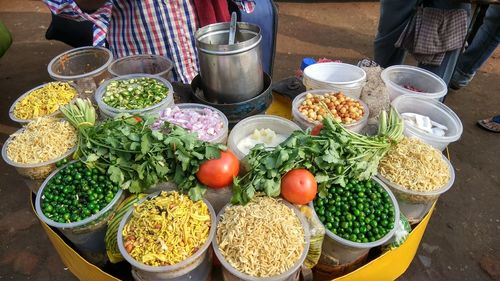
[60,99,226,200]
[232,108,403,205]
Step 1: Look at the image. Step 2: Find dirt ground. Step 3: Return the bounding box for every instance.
[0,1,498,281]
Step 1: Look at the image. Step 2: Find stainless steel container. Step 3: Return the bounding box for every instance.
[195,22,263,103]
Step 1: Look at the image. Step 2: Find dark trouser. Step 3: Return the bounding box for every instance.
[374,0,470,85]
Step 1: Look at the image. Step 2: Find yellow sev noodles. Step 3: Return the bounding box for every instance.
[6,117,77,164]
[123,191,211,266]
[379,137,450,192]
[216,197,305,277]
[14,82,77,120]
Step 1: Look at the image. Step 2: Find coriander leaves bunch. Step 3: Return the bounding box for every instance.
[61,99,225,200]
[232,108,403,205]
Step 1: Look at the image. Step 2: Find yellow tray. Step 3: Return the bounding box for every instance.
[32,94,433,280]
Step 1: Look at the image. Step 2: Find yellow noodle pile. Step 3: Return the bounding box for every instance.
[216,197,305,277]
[123,191,211,266]
[6,117,77,164]
[379,137,450,192]
[14,82,77,120]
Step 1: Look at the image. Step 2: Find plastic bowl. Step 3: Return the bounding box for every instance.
[291,90,369,133]
[227,115,301,160]
[117,192,216,280]
[8,82,80,124]
[213,200,310,281]
[391,95,463,151]
[303,62,367,99]
[309,177,400,265]
[35,161,124,265]
[95,74,174,119]
[108,54,174,82]
[158,103,229,144]
[377,155,455,224]
[48,46,113,96]
[1,127,77,186]
[381,65,447,101]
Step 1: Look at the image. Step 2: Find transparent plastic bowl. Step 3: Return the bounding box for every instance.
[108,54,174,82]
[35,161,124,265]
[48,46,113,97]
[291,90,369,133]
[391,95,463,151]
[227,115,302,160]
[377,155,455,224]
[8,82,80,124]
[159,103,229,144]
[2,126,77,186]
[309,177,400,265]
[117,192,216,281]
[381,65,447,101]
[95,74,174,119]
[213,200,310,281]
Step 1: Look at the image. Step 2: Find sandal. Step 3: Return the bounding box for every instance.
[477,115,500,133]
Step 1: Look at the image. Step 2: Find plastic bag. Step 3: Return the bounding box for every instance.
[383,213,412,252]
[298,205,325,269]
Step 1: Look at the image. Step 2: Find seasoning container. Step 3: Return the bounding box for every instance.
[117,191,216,281]
[309,177,400,266]
[391,95,463,151]
[95,74,174,119]
[377,155,455,224]
[154,103,229,144]
[2,125,77,193]
[35,161,124,265]
[381,65,447,101]
[108,54,174,82]
[213,200,311,281]
[292,90,369,133]
[195,22,263,103]
[227,115,301,160]
[302,62,367,99]
[48,46,113,98]
[9,82,79,124]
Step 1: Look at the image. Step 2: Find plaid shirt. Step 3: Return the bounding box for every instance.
[395,7,467,65]
[44,0,199,83]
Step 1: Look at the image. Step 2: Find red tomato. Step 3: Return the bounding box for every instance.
[280,169,317,205]
[311,124,324,136]
[196,151,240,189]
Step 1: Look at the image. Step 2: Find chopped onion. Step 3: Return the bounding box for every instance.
[153,106,224,142]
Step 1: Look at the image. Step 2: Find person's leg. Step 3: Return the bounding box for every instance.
[478,115,500,133]
[417,0,470,85]
[374,0,418,67]
[452,5,500,88]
